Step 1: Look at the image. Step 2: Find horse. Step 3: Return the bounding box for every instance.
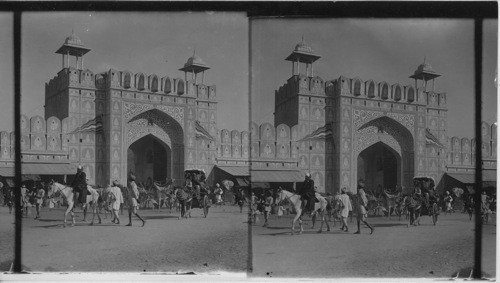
[275,188,329,235]
[82,185,102,225]
[183,186,210,218]
[363,192,383,216]
[153,180,174,211]
[174,186,190,219]
[166,193,178,213]
[95,186,111,219]
[47,181,101,227]
[382,190,402,218]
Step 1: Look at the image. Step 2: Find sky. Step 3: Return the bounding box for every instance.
[0,16,497,139]
[0,12,249,132]
[251,19,498,138]
[0,13,14,129]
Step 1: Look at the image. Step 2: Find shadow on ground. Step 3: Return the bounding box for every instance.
[143,215,182,220]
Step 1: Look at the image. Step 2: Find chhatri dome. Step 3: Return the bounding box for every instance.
[63,30,85,47]
[294,38,313,54]
[55,30,91,69]
[409,57,441,81]
[285,37,321,66]
[183,53,207,68]
[179,50,210,83]
[179,50,210,75]
[415,61,435,74]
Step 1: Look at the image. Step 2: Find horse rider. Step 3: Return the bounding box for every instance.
[298,172,315,213]
[71,165,89,207]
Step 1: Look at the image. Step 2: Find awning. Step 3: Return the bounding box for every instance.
[251,182,271,189]
[0,163,77,177]
[251,170,304,183]
[216,166,250,177]
[445,171,496,185]
[235,177,250,187]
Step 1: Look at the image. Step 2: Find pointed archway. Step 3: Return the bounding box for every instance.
[357,142,401,192]
[126,109,185,184]
[354,116,414,188]
[127,135,171,184]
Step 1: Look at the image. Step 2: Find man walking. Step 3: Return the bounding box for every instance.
[126,174,146,227]
[109,180,124,225]
[263,191,273,227]
[338,187,352,232]
[354,179,374,234]
[34,184,45,220]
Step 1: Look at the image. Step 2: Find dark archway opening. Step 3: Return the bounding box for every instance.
[127,135,171,184]
[357,142,400,193]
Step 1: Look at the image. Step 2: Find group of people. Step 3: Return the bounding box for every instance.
[71,166,146,227]
[298,173,375,234]
[9,166,147,227]
[1,182,46,219]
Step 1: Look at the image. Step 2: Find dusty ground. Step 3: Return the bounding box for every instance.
[0,204,248,273]
[251,211,496,279]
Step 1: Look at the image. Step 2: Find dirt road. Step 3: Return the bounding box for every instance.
[0,204,248,273]
[251,211,496,279]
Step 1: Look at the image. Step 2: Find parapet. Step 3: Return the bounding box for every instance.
[98,69,217,100]
[324,75,447,108]
[46,67,96,96]
[0,115,69,161]
[275,74,325,106]
[448,121,497,166]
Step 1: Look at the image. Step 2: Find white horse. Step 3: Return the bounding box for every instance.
[47,181,101,227]
[82,185,102,225]
[276,189,330,235]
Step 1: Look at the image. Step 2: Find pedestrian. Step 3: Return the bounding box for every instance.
[35,184,45,220]
[0,182,4,206]
[481,191,491,217]
[6,188,13,214]
[263,191,273,227]
[249,192,258,224]
[325,192,334,221]
[444,191,453,215]
[126,174,146,227]
[20,184,27,217]
[337,187,352,232]
[354,180,374,234]
[214,183,223,206]
[466,194,474,221]
[109,180,124,225]
[236,187,245,213]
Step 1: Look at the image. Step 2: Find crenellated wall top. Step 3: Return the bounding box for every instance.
[324,76,447,108]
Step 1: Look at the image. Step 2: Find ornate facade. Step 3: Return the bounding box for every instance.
[0,35,495,192]
[250,40,496,193]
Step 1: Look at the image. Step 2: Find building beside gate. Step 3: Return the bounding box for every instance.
[0,33,495,193]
